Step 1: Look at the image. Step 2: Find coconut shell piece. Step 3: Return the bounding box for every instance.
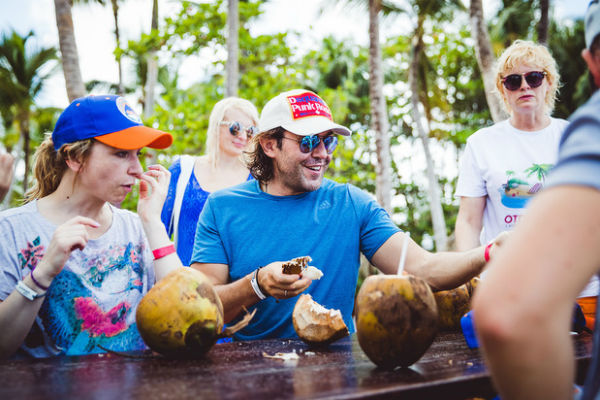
[282,256,312,275]
[292,294,348,345]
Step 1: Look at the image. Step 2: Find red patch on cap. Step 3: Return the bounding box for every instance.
[286,92,332,121]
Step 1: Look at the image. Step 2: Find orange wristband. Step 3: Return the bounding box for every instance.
[152,244,176,260]
[484,242,493,263]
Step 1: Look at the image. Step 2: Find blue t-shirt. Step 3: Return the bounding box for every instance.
[546,90,600,400]
[191,178,400,341]
[160,158,253,265]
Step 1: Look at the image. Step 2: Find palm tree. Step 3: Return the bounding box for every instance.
[0,30,57,193]
[53,0,86,101]
[332,0,396,213]
[406,0,467,251]
[74,0,125,95]
[538,0,550,44]
[469,0,508,123]
[226,0,239,97]
[367,0,393,214]
[144,0,159,118]
[525,163,552,182]
[109,0,125,95]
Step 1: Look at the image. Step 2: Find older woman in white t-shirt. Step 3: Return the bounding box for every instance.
[455,40,598,327]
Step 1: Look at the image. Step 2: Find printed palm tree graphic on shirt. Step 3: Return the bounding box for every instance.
[499,164,553,208]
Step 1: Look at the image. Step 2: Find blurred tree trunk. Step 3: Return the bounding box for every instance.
[409,24,448,251]
[469,0,508,123]
[110,0,124,95]
[226,0,239,97]
[538,0,549,45]
[144,0,158,118]
[53,0,86,101]
[368,0,392,214]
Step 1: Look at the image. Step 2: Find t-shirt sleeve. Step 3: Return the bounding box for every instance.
[455,139,487,197]
[348,185,401,261]
[546,115,600,191]
[190,195,229,265]
[0,217,21,300]
[160,158,182,237]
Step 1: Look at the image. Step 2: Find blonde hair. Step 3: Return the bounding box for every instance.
[205,97,259,169]
[495,40,560,114]
[25,137,94,202]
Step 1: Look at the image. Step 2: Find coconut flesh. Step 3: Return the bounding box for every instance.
[281,256,322,280]
[293,294,349,345]
[355,274,439,369]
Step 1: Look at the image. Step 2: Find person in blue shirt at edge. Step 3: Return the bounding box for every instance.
[190,88,507,341]
[472,2,600,399]
[161,97,259,266]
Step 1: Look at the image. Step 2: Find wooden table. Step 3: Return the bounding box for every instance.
[0,331,593,400]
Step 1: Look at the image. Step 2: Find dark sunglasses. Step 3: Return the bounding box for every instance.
[501,71,547,91]
[219,121,258,137]
[283,134,339,154]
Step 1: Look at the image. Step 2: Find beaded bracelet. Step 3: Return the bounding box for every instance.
[152,244,176,260]
[30,269,49,291]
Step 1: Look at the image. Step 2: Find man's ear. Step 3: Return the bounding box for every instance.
[582,48,600,89]
[259,136,278,158]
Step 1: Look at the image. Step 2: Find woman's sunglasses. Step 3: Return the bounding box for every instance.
[283,134,339,154]
[501,71,547,91]
[219,121,258,137]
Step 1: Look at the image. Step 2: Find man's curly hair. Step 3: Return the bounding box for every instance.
[244,127,284,183]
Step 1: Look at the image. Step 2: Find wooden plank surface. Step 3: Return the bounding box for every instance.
[0,331,593,400]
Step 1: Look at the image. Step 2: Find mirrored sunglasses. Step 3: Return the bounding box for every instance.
[283,134,339,154]
[219,121,258,137]
[501,71,547,91]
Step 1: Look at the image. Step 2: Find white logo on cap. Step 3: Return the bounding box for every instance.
[116,96,142,124]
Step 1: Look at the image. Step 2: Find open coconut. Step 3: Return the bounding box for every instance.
[292,294,348,345]
[282,256,323,280]
[433,283,471,331]
[136,268,254,358]
[355,274,439,369]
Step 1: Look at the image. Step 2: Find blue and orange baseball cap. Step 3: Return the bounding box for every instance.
[52,95,173,151]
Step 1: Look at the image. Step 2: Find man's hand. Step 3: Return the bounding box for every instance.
[0,152,15,202]
[258,261,312,299]
[488,231,510,261]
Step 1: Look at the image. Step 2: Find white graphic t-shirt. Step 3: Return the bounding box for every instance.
[456,117,567,244]
[456,117,599,297]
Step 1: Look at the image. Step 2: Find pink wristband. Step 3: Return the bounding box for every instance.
[152,244,176,260]
[484,242,493,263]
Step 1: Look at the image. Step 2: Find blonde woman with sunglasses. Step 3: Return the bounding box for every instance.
[161,97,259,266]
[455,40,598,326]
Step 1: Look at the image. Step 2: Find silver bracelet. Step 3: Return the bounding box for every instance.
[250,268,267,300]
[16,280,46,301]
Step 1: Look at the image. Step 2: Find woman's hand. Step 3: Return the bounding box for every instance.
[137,164,170,224]
[35,216,100,285]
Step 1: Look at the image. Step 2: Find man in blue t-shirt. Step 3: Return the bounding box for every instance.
[473,2,600,399]
[191,89,502,341]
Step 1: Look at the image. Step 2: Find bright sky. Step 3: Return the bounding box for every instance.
[0,0,591,110]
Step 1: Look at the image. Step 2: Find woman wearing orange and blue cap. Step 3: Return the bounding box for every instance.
[0,95,184,358]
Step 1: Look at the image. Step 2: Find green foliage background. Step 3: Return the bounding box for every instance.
[0,0,590,250]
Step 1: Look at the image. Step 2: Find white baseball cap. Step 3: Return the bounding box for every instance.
[259,89,351,136]
[586,0,600,49]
